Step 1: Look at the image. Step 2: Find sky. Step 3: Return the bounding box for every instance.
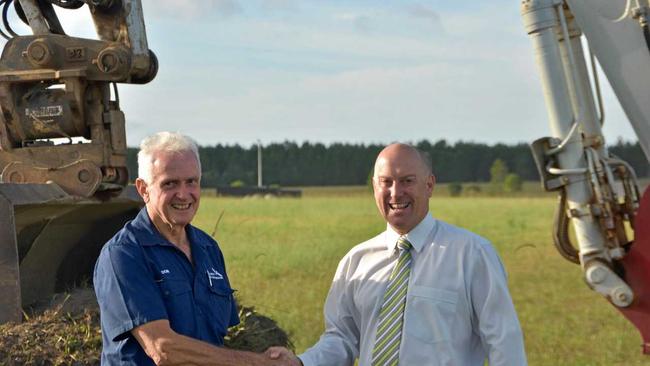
[1,0,639,147]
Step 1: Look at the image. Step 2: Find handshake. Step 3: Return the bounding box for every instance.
[260,347,302,365]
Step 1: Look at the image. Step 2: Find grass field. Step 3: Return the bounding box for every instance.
[191,187,648,365]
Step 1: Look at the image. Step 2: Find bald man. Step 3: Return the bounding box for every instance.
[268,143,527,365]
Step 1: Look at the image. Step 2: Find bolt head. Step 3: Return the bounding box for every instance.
[611,287,633,307]
[78,169,91,183]
[586,266,607,284]
[26,40,52,66]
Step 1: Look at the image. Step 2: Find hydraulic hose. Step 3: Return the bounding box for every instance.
[553,189,580,264]
[643,24,650,56]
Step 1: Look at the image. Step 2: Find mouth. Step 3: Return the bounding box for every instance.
[171,203,192,210]
[388,202,411,211]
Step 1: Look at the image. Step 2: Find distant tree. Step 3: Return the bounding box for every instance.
[504,173,523,193]
[367,169,375,192]
[490,159,509,183]
[448,182,463,197]
[465,184,482,195]
[230,180,245,187]
[489,159,509,193]
[124,140,646,186]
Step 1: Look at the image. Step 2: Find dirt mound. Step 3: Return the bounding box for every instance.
[0,288,293,365]
[225,306,294,353]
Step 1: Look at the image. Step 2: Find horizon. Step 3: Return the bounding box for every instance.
[126,136,641,149]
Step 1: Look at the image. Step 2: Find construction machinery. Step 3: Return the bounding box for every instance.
[0,0,156,323]
[522,0,650,353]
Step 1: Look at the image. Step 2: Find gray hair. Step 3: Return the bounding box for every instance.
[137,131,201,184]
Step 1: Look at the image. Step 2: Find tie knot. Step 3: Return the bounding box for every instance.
[397,237,412,251]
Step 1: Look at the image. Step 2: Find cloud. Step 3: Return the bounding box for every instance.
[12,0,633,147]
[119,51,552,147]
[404,3,444,33]
[142,0,242,20]
[261,0,300,13]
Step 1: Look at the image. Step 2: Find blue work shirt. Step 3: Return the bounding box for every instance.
[93,207,239,365]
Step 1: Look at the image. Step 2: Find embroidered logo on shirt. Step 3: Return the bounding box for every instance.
[160,269,170,275]
[206,267,223,286]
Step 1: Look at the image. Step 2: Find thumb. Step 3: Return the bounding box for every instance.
[265,347,282,359]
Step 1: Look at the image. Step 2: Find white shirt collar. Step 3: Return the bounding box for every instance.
[384,213,436,253]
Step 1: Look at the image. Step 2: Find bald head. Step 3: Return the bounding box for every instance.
[372,143,435,234]
[374,143,431,178]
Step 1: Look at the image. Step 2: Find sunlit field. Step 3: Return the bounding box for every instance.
[192,187,647,365]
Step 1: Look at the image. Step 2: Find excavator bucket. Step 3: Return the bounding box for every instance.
[619,186,650,354]
[0,183,142,324]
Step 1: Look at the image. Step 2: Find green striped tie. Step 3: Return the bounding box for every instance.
[371,236,413,366]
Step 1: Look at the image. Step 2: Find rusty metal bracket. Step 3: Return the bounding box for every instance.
[0,192,22,324]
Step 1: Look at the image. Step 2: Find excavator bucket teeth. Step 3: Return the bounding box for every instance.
[620,186,650,354]
[0,183,142,324]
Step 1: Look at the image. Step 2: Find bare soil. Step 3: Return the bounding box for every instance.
[0,288,293,365]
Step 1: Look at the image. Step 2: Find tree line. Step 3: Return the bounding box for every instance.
[125,140,649,187]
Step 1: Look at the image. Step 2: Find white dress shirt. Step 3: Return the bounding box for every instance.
[299,213,527,366]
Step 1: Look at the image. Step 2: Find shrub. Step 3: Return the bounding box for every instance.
[230,180,245,187]
[465,185,482,195]
[504,173,523,193]
[448,182,463,197]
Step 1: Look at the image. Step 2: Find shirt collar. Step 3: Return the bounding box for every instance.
[131,207,208,248]
[384,213,436,253]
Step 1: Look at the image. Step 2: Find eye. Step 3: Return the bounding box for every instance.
[162,181,176,189]
[378,177,392,187]
[400,176,416,186]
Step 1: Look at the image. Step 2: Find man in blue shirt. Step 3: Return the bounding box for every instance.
[94,132,282,365]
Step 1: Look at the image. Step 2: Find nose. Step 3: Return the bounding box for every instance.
[389,181,403,198]
[175,183,192,200]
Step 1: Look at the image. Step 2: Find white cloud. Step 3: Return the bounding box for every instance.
[261,0,300,13]
[142,0,242,20]
[404,3,445,33]
[0,0,637,147]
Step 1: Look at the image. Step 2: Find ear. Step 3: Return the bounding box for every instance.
[135,178,149,203]
[427,174,435,197]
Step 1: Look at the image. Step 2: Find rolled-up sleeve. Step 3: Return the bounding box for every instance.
[299,256,359,366]
[93,243,168,341]
[470,241,527,366]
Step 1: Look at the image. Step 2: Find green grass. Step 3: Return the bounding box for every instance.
[191,190,648,365]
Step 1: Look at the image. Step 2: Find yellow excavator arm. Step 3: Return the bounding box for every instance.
[0,0,155,324]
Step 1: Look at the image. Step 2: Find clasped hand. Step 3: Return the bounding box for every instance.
[263,346,302,366]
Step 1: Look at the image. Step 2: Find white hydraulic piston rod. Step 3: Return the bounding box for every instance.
[566,0,650,162]
[521,0,634,307]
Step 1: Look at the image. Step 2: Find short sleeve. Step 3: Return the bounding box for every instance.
[93,243,168,341]
[229,295,240,327]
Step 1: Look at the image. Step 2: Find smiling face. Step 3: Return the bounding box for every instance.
[373,144,435,235]
[136,150,201,236]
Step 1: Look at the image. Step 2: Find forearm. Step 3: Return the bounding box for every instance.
[299,332,357,366]
[158,333,269,366]
[133,320,274,366]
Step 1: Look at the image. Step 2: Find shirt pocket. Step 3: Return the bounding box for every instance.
[159,278,193,297]
[206,281,235,298]
[405,286,458,344]
[203,279,237,333]
[157,278,194,331]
